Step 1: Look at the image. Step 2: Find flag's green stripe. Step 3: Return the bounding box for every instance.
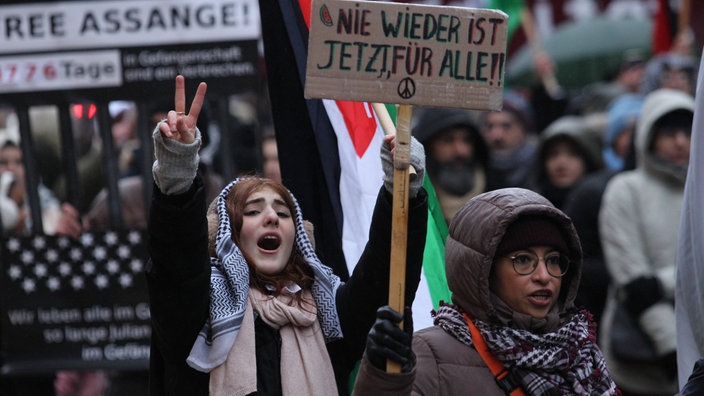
[386,103,451,309]
[487,0,526,40]
[384,103,397,122]
[421,174,451,309]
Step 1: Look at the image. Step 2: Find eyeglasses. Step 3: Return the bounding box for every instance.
[506,251,570,278]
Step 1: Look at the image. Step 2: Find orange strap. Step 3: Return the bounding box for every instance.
[464,313,526,396]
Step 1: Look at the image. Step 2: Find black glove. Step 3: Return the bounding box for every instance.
[659,351,677,381]
[366,305,415,373]
[623,275,663,317]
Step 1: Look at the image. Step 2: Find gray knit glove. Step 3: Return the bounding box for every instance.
[152,124,201,195]
[381,136,425,198]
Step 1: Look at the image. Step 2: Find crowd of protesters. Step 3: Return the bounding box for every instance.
[399,42,698,395]
[0,9,702,396]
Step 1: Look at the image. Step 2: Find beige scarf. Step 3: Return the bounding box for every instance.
[209,288,338,396]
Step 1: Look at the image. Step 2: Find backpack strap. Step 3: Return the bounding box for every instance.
[464,313,525,396]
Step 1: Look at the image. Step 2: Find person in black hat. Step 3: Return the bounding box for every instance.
[412,107,489,224]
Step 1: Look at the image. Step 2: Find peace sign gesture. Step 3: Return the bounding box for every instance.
[158,75,208,145]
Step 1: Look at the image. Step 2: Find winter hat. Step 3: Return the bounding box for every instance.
[501,90,535,132]
[495,215,568,258]
[540,115,604,172]
[412,107,480,145]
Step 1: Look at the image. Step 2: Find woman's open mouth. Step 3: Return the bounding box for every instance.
[258,235,281,251]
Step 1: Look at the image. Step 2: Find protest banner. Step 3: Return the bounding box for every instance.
[0,0,260,103]
[305,0,508,110]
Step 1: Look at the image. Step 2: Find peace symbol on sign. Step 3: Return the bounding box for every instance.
[397,78,416,99]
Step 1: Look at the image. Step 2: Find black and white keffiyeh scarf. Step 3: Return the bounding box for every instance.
[187,179,343,372]
[433,303,619,395]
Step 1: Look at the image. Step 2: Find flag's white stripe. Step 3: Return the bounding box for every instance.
[323,99,383,274]
[414,270,435,330]
[323,99,436,330]
[675,48,704,387]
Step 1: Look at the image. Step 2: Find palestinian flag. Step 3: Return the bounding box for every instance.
[258,0,451,333]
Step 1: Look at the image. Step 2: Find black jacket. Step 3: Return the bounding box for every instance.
[146,176,428,395]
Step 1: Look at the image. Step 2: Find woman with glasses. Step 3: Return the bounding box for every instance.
[353,187,618,395]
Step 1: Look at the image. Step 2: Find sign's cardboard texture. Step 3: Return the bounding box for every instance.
[305,0,508,110]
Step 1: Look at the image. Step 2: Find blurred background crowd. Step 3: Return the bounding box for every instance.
[0,0,701,395]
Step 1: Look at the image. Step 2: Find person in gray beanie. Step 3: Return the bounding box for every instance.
[412,106,488,223]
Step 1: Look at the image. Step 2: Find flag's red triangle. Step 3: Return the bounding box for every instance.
[298,0,378,158]
[335,101,377,158]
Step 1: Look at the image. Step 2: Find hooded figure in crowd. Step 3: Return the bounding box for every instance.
[532,115,604,209]
[562,94,643,326]
[353,187,619,395]
[602,94,643,172]
[640,53,697,96]
[599,88,694,395]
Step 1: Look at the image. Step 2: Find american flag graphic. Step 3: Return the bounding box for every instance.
[1,230,151,374]
[2,230,147,294]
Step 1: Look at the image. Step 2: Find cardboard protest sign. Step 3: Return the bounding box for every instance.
[305,0,508,110]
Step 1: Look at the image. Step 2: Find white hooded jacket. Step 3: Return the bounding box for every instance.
[599,88,694,394]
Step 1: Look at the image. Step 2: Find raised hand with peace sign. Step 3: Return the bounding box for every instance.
[152,75,208,196]
[158,75,208,145]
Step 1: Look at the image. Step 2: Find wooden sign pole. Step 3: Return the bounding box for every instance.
[371,104,415,340]
[385,103,412,373]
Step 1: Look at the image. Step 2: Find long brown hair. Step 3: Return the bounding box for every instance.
[226,178,315,296]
